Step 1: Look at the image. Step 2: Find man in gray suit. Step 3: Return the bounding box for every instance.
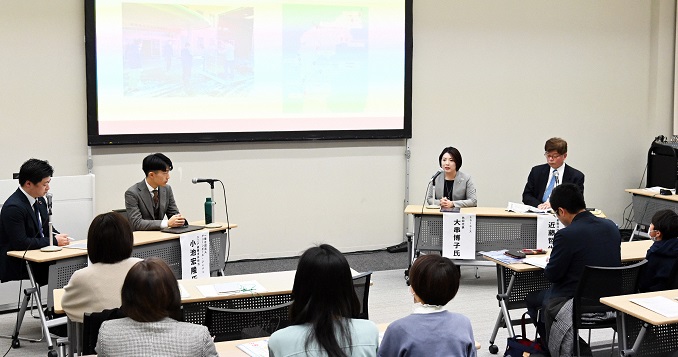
[125,153,185,231]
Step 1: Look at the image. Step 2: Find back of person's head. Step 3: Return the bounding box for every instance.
[544,137,568,155]
[18,159,54,186]
[438,147,462,170]
[549,183,586,214]
[142,153,173,176]
[87,212,134,264]
[410,255,460,306]
[121,258,181,322]
[291,244,359,357]
[651,209,678,239]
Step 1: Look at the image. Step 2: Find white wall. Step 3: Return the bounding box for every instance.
[0,0,675,260]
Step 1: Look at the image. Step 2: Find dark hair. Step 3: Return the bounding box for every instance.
[549,183,586,214]
[544,137,568,155]
[142,153,173,176]
[87,212,134,264]
[410,255,460,306]
[651,209,678,240]
[438,147,462,170]
[18,159,54,186]
[121,258,181,322]
[291,244,359,357]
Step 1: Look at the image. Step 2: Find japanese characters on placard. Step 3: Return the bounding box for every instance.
[180,230,210,279]
[537,214,562,249]
[442,213,476,260]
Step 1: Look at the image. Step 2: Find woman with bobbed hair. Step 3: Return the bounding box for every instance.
[96,258,218,357]
[268,244,379,357]
[426,146,477,208]
[639,209,678,292]
[61,212,141,323]
[379,254,476,357]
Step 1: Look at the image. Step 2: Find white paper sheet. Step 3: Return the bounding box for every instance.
[630,296,678,318]
[196,280,267,298]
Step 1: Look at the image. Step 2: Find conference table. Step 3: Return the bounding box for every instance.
[7,222,234,356]
[482,240,652,355]
[626,188,678,239]
[600,289,678,356]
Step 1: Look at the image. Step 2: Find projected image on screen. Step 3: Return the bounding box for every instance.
[121,4,254,97]
[86,0,412,144]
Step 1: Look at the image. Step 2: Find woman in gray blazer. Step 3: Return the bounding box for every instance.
[426,147,477,208]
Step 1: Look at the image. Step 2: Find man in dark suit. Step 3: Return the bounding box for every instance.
[125,153,185,231]
[525,183,621,341]
[522,137,584,210]
[0,159,70,285]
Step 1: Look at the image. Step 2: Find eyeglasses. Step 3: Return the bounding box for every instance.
[544,153,562,160]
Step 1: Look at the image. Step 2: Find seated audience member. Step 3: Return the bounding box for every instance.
[61,212,141,323]
[0,158,70,286]
[426,146,477,208]
[268,244,379,357]
[522,137,584,210]
[96,258,217,357]
[525,183,621,346]
[379,254,476,357]
[639,209,678,292]
[125,153,185,231]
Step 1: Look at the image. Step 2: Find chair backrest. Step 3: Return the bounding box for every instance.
[82,308,126,355]
[573,260,647,326]
[352,271,372,320]
[205,301,293,342]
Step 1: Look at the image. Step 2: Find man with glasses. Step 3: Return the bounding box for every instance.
[522,137,584,210]
[125,153,185,231]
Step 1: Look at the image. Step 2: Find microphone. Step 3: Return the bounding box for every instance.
[46,193,53,215]
[429,169,444,183]
[192,178,219,184]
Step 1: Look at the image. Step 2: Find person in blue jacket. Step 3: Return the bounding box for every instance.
[639,209,678,292]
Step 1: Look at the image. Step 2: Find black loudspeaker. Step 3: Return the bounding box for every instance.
[647,138,678,190]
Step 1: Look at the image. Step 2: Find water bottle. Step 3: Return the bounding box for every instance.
[204,197,213,224]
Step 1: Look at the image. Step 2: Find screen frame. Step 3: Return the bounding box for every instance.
[85,0,413,146]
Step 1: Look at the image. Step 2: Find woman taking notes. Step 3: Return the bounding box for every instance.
[268,244,379,357]
[426,146,477,208]
[379,255,477,356]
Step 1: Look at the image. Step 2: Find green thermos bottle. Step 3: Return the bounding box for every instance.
[204,197,213,224]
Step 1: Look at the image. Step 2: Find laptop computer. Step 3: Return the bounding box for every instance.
[161,225,205,234]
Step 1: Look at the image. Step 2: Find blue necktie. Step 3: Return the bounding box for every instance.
[542,169,558,202]
[33,202,44,238]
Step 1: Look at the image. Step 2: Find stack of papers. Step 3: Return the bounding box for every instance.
[506,202,551,214]
[522,256,549,269]
[630,296,678,318]
[480,250,523,264]
[237,339,269,357]
[196,280,267,297]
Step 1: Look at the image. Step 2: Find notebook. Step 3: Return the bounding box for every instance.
[161,225,204,234]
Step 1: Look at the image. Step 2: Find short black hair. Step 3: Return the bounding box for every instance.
[87,212,134,264]
[549,183,586,214]
[651,209,678,240]
[410,254,460,306]
[121,258,181,322]
[18,159,53,186]
[438,147,462,170]
[142,153,173,176]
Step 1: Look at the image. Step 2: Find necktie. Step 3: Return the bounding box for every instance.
[152,189,160,219]
[542,169,558,202]
[33,201,44,238]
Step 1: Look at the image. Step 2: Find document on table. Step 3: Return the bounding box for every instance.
[506,202,551,214]
[630,296,678,318]
[480,250,523,264]
[178,284,189,298]
[523,256,549,269]
[63,243,88,250]
[237,339,269,357]
[196,280,267,297]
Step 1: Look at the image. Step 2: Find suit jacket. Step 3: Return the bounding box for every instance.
[125,180,180,231]
[426,170,477,207]
[0,188,57,282]
[96,317,218,357]
[544,211,621,299]
[522,163,584,207]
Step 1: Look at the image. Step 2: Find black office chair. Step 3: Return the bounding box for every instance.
[205,301,293,342]
[81,308,126,355]
[572,260,647,357]
[352,271,372,320]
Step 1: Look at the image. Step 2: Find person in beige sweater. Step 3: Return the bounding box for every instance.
[61,212,141,323]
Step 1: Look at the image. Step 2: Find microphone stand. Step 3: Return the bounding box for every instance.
[41,199,61,252]
[205,181,220,228]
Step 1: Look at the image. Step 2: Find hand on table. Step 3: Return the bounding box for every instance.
[168,214,186,227]
[56,234,70,246]
[440,198,454,209]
